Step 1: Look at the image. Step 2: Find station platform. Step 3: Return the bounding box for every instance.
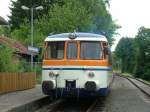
[0,85,50,112]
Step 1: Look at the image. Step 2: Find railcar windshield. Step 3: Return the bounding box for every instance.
[47,41,64,59]
[67,42,77,59]
[80,41,102,60]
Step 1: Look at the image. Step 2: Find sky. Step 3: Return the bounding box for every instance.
[0,0,12,20]
[0,0,150,51]
[109,0,150,50]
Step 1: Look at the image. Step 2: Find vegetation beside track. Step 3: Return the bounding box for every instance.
[114,71,150,84]
[113,27,150,81]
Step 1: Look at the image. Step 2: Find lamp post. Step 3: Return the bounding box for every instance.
[21,5,43,70]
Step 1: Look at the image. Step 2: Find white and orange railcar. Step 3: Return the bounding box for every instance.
[42,32,113,97]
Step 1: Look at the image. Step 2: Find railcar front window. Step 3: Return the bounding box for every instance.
[80,42,101,60]
[47,42,64,59]
[67,42,77,59]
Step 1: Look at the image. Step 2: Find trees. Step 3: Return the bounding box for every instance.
[115,37,138,73]
[81,0,118,45]
[11,0,91,47]
[11,0,118,47]
[37,0,91,35]
[114,27,150,81]
[134,27,150,80]
[9,0,56,30]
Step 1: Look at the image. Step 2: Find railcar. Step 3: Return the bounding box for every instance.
[42,32,113,98]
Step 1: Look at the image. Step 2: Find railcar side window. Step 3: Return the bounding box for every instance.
[47,42,64,59]
[67,42,77,59]
[80,41,102,60]
[103,42,109,59]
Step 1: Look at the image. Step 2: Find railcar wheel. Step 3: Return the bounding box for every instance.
[85,81,96,91]
[42,81,54,95]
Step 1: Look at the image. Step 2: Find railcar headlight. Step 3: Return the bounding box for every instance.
[88,72,95,78]
[49,72,54,77]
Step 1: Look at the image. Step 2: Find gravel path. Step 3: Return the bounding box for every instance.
[105,76,150,112]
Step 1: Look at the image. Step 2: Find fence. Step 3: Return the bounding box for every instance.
[16,62,42,84]
[0,72,36,94]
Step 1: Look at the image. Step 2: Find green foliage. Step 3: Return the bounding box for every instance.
[11,21,30,45]
[81,0,118,45]
[0,45,19,72]
[112,52,120,71]
[37,0,91,35]
[9,0,56,30]
[114,27,150,81]
[115,37,138,73]
[0,45,33,72]
[134,27,150,80]
[0,26,10,37]
[11,20,45,48]
[11,0,118,48]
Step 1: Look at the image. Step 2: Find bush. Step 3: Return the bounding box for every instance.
[0,45,19,72]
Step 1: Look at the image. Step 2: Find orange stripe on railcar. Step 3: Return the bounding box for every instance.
[43,60,109,66]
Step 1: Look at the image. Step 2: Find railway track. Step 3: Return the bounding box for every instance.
[86,97,106,112]
[35,97,106,112]
[49,98,106,112]
[135,78,150,87]
[35,99,64,112]
[117,73,150,97]
[35,75,150,112]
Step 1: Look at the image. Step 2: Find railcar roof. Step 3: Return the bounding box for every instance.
[45,32,107,42]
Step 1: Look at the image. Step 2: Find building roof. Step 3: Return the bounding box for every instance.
[45,32,107,42]
[0,36,36,55]
[0,16,8,25]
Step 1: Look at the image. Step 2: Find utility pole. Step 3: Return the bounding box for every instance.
[21,5,43,71]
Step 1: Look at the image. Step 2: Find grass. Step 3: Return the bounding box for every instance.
[113,70,150,84]
[137,78,150,85]
[121,73,133,77]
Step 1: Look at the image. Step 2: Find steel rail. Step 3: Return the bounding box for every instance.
[116,74,150,97]
[86,99,98,112]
